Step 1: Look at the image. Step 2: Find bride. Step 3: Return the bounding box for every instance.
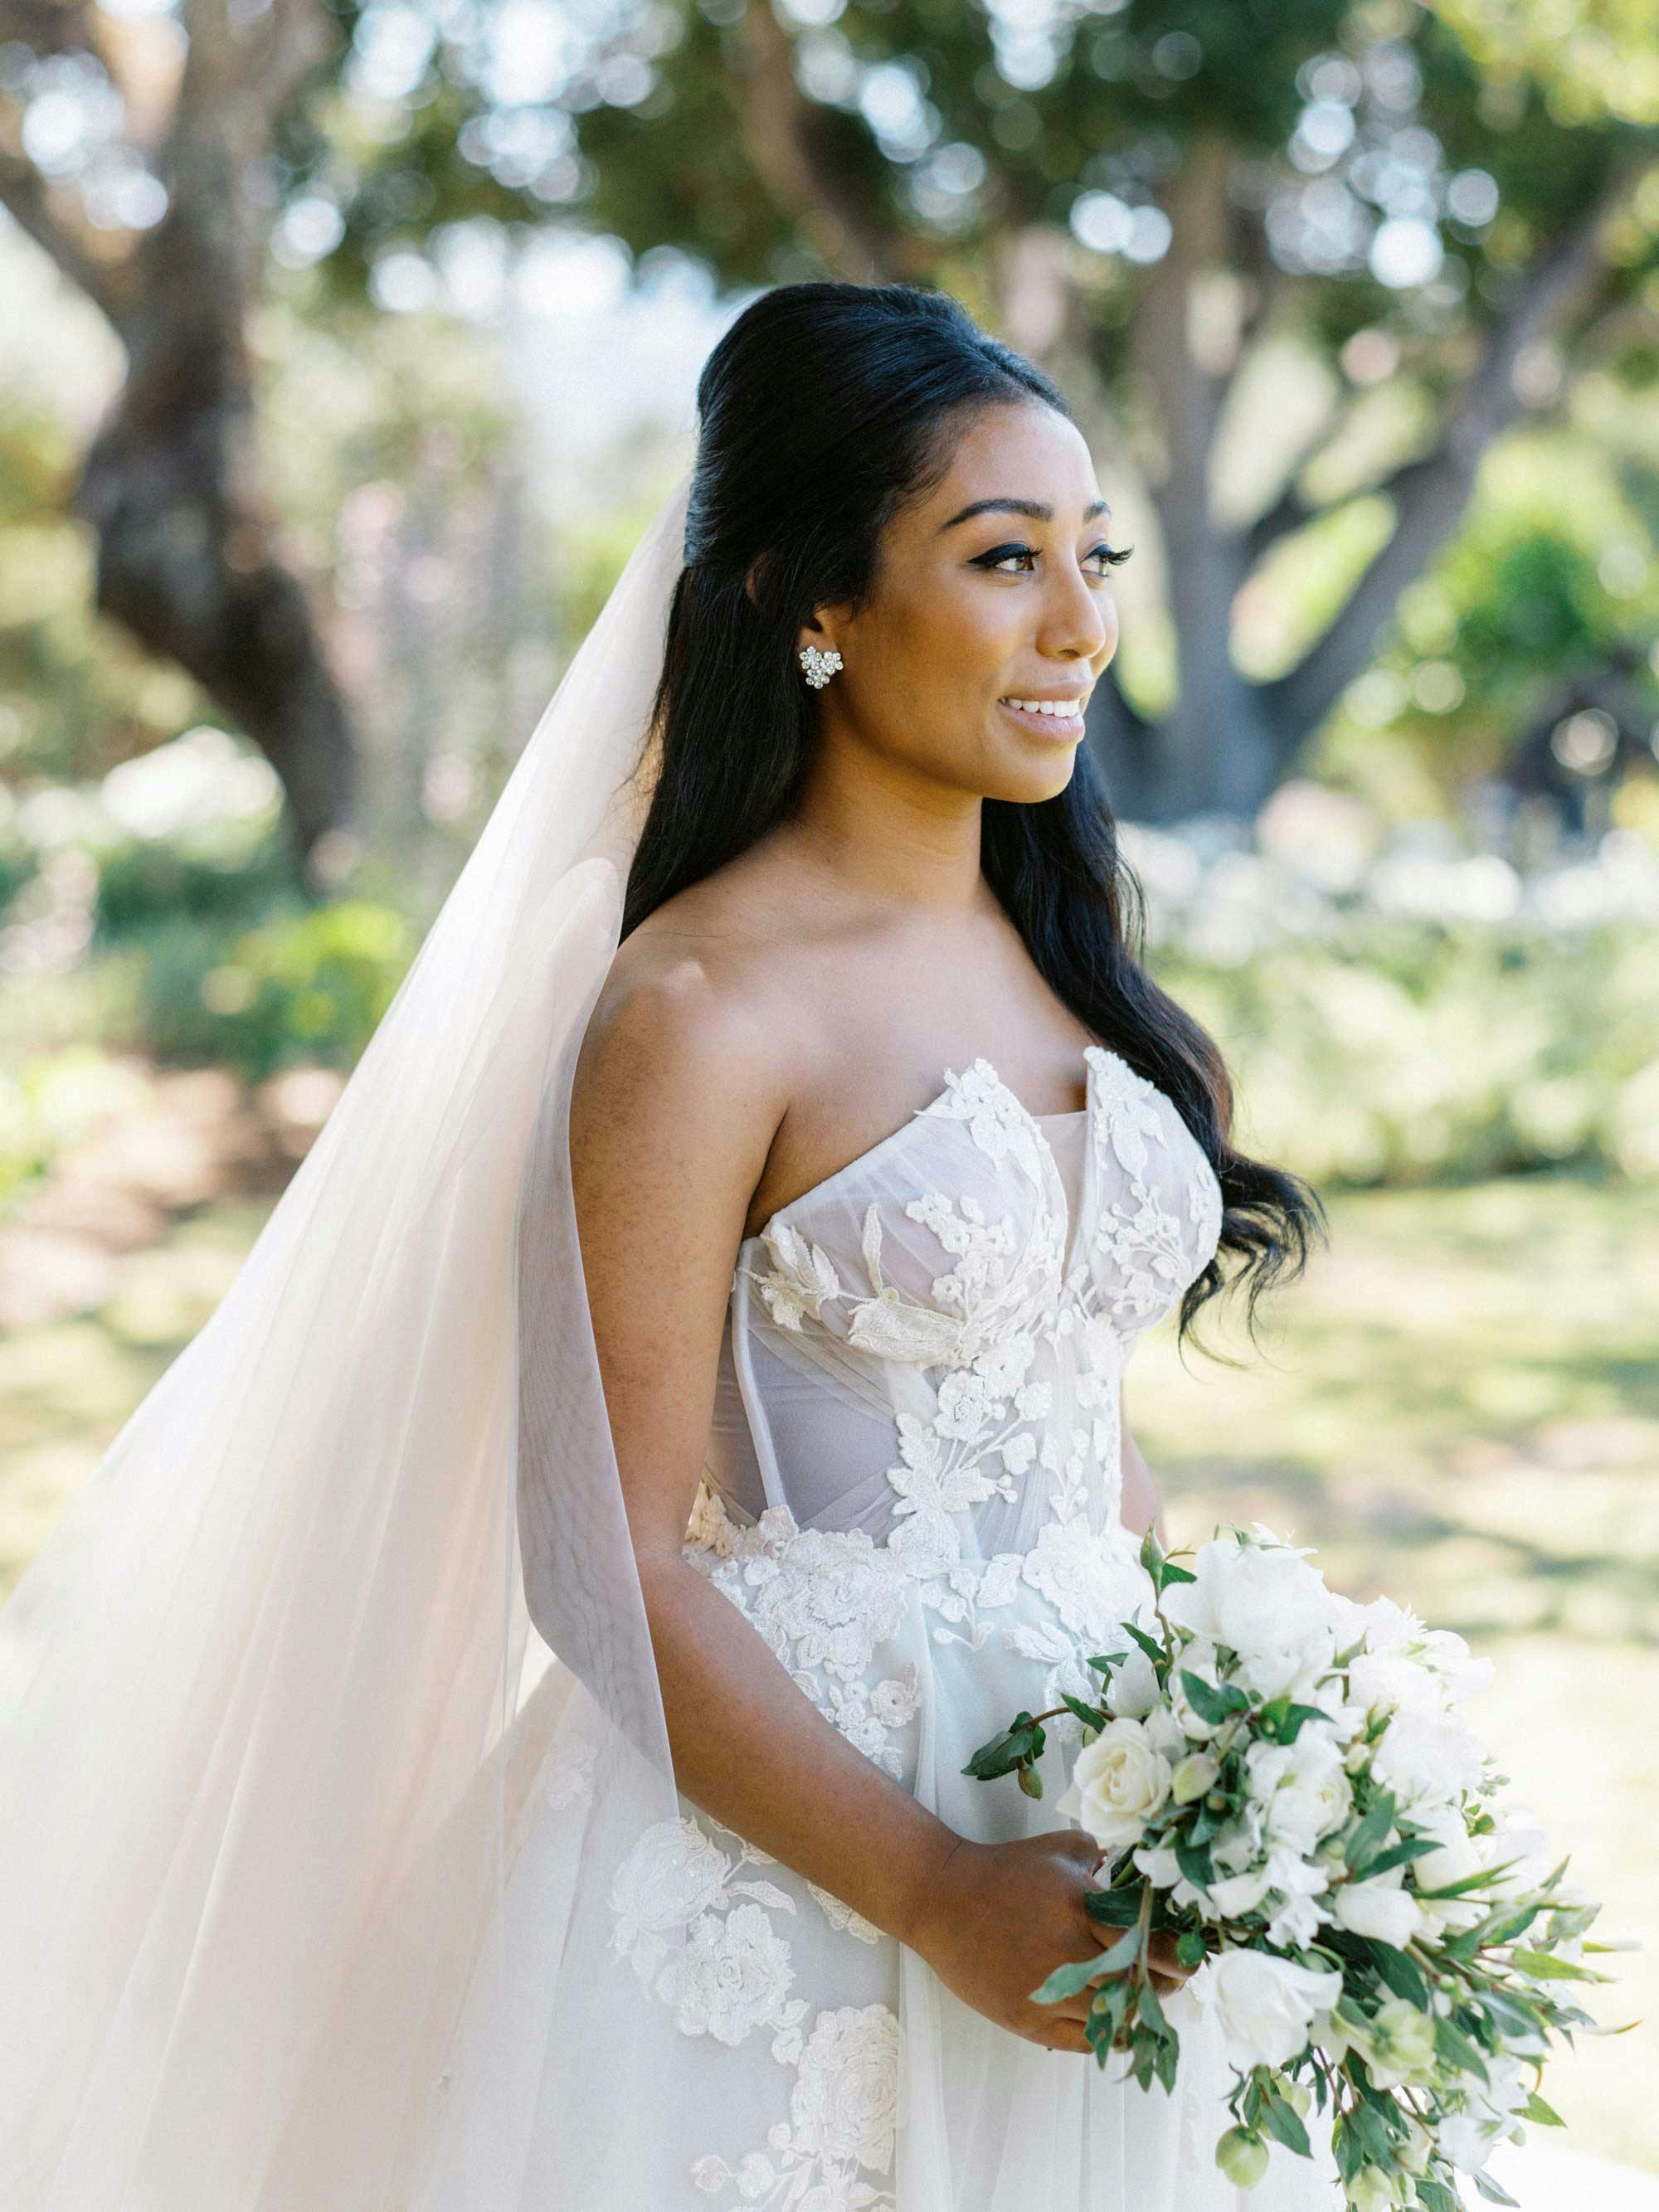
[0,280,1339,2209]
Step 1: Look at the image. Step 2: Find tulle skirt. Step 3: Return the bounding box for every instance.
[412,1488,1343,2210]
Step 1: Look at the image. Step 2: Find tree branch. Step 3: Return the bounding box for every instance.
[1258,154,1645,756]
[730,0,919,285]
[0,143,134,320]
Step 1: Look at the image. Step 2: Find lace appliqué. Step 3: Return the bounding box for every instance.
[611,1812,806,2057]
[609,1811,898,2210]
[737,1056,1069,1371]
[690,2002,900,2212]
[1085,1048,1215,1331]
[684,1503,924,1778]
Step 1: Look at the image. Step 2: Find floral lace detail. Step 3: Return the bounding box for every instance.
[737,1056,1070,1370]
[609,1811,899,2209]
[682,1500,924,1778]
[1084,1048,1221,1333]
[611,1811,810,2059]
[690,2003,899,2212]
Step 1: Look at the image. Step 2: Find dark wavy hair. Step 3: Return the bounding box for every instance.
[621,280,1326,1360]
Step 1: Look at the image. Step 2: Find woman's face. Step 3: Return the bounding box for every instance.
[801,400,1122,804]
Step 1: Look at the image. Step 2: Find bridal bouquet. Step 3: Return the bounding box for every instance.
[963,1524,1628,2211]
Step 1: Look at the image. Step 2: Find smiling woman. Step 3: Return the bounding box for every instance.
[0,281,1331,2212]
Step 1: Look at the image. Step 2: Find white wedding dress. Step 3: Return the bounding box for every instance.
[418,1043,1342,2210]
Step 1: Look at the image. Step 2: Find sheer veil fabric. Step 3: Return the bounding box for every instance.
[0,464,698,2208]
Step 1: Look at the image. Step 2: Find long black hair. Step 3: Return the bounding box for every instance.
[621,280,1326,1358]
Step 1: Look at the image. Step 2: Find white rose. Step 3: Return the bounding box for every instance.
[1202,1947,1343,2071]
[1329,1876,1425,1948]
[1161,1534,1340,1666]
[1370,1709,1482,1811]
[1056,1718,1173,1851]
[1104,1644,1160,1720]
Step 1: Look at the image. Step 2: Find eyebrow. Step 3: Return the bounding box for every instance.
[937,496,1111,532]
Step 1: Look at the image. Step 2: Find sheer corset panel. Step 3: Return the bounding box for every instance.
[697,1048,1223,1553]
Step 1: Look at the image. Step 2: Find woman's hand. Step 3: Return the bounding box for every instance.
[900,1830,1196,2057]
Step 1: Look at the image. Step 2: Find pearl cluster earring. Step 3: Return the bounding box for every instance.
[798,644,843,689]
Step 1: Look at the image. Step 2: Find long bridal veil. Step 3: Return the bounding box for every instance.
[0,464,697,2208]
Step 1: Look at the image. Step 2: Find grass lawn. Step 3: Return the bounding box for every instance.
[2,1169,1656,2169]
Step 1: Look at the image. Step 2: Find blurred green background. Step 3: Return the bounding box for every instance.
[2,0,1657,2180]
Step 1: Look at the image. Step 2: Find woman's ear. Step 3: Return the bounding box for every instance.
[743,552,771,611]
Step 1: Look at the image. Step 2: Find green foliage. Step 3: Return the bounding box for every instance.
[131,899,415,1082]
[1155,916,1659,1185]
[93,829,299,945]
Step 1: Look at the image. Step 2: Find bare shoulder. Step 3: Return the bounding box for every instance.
[582,872,794,1111]
[571,862,808,1252]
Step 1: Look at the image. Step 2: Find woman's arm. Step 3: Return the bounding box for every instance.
[567,968,1197,2045]
[567,967,962,1951]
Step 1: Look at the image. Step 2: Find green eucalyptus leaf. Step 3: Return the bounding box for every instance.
[1122,1619,1166,1670]
[1180,1670,1250,1725]
[1030,1952,1116,2005]
[1258,2088,1311,2160]
[1472,2169,1520,2205]
[1344,1792,1397,1871]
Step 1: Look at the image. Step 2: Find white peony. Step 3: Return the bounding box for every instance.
[1161,1534,1340,1669]
[1057,1718,1173,1851]
[1200,1947,1343,2071]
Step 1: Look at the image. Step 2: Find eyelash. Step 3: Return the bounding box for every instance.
[974,541,1133,576]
